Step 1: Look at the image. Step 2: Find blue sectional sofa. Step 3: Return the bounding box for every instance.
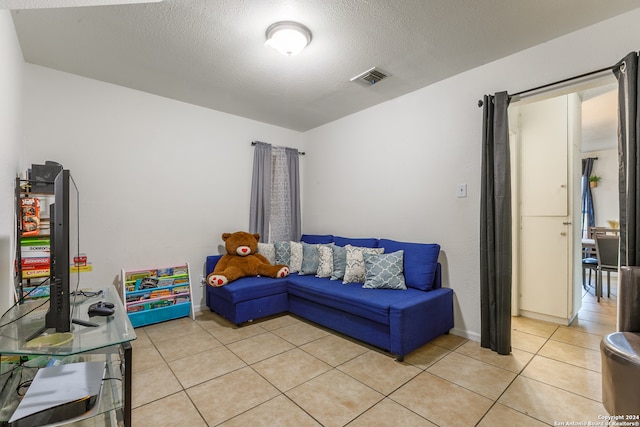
[205,235,454,361]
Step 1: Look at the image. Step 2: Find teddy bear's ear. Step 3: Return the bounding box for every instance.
[252,233,260,242]
[222,233,231,241]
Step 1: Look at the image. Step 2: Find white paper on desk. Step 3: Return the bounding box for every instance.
[9,361,105,426]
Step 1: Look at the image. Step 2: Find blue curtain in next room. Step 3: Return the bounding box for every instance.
[581,157,596,238]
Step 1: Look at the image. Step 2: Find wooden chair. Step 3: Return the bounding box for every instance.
[589,226,620,238]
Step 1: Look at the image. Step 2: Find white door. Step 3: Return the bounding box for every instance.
[518,95,575,321]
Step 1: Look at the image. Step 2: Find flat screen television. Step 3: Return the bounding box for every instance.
[27,170,95,342]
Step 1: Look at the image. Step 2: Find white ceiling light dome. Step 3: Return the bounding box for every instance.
[265,21,312,56]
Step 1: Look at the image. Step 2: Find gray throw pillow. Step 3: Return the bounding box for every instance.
[274,241,291,266]
[331,245,347,280]
[363,250,406,290]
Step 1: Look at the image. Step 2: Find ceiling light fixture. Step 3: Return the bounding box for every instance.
[265,21,312,56]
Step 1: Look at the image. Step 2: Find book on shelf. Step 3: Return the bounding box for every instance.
[21,257,50,267]
[22,286,50,299]
[21,239,51,259]
[22,268,50,279]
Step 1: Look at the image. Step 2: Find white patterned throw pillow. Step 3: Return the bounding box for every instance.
[257,243,276,265]
[289,241,303,273]
[343,245,384,284]
[316,245,334,278]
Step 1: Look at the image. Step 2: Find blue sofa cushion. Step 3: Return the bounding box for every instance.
[333,236,379,248]
[301,234,334,244]
[288,275,427,325]
[209,276,289,304]
[378,239,440,291]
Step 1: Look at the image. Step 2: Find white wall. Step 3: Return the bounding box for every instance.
[0,11,24,314]
[584,148,619,227]
[20,65,304,310]
[303,8,640,340]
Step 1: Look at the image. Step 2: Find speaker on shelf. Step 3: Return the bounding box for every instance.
[30,161,63,194]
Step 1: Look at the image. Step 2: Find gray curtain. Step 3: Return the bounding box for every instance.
[249,141,272,242]
[286,147,302,241]
[614,52,640,267]
[480,91,512,355]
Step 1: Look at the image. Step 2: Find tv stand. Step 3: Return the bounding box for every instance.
[0,287,136,426]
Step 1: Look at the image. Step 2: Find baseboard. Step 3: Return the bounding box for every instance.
[450,327,480,342]
[518,310,571,326]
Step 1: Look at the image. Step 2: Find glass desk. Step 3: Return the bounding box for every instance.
[0,287,136,426]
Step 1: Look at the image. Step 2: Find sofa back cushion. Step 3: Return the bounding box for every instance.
[378,239,440,291]
[301,234,334,244]
[333,236,379,248]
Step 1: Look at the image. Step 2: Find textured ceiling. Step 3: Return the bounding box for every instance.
[9,0,640,131]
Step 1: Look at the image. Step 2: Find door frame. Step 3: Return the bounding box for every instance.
[509,93,583,324]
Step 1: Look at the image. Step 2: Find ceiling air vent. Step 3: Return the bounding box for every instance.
[351,67,389,87]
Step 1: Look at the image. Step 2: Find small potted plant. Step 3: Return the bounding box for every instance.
[589,175,602,188]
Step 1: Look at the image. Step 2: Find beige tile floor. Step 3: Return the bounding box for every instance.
[130,281,617,426]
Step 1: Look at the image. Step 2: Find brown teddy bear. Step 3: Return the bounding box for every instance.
[207,231,289,286]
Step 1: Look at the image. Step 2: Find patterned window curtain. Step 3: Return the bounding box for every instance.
[270,147,292,242]
[249,142,301,243]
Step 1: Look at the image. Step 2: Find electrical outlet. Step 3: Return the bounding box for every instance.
[200,275,206,286]
[457,184,467,198]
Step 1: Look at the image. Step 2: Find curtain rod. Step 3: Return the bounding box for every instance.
[477,64,615,107]
[251,141,305,155]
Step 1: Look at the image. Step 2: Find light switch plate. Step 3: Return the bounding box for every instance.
[457,184,467,198]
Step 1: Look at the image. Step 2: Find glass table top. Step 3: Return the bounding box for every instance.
[0,287,136,356]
